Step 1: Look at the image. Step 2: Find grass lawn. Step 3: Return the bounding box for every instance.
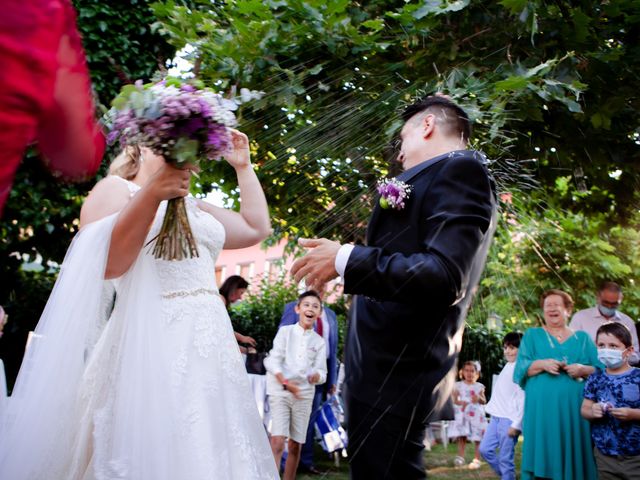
[295,438,523,479]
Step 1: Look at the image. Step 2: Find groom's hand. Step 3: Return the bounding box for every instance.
[291,238,340,291]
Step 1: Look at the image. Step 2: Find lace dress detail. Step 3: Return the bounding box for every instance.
[67,178,277,480]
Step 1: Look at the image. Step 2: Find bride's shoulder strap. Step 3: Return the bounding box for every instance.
[109,175,141,195]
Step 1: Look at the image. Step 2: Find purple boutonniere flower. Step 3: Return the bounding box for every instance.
[377,178,412,210]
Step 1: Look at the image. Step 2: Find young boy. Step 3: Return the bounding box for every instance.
[265,291,327,480]
[479,332,524,480]
[581,322,640,479]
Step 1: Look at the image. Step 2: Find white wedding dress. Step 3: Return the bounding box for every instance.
[0,179,278,480]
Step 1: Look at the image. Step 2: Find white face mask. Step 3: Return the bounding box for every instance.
[597,348,625,369]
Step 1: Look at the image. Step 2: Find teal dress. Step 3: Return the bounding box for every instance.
[514,328,601,480]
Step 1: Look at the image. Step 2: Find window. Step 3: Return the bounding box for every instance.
[236,262,254,279]
[264,257,284,281]
[215,266,226,286]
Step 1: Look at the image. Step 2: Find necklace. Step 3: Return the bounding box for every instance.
[543,326,576,349]
[545,326,566,340]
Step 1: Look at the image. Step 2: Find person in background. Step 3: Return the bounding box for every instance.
[0,0,105,215]
[570,281,639,365]
[448,360,487,469]
[581,322,640,479]
[479,332,524,480]
[515,289,601,480]
[219,275,257,351]
[219,275,249,307]
[278,284,338,475]
[265,291,327,480]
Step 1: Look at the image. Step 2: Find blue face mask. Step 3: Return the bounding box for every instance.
[598,304,617,318]
[597,348,625,369]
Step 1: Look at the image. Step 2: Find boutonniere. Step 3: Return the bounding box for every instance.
[377,178,412,210]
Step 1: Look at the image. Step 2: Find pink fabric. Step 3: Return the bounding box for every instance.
[0,0,105,214]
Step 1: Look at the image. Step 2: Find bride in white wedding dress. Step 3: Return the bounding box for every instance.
[0,130,279,479]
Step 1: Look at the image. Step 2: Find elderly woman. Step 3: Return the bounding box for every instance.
[514,289,601,480]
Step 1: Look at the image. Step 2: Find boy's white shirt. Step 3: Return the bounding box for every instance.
[485,361,525,430]
[264,323,327,399]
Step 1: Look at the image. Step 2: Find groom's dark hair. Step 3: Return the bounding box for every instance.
[402,96,471,143]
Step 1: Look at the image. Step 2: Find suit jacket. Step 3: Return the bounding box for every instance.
[343,150,496,421]
[279,301,339,389]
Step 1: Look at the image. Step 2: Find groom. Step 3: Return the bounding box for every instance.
[291,95,496,479]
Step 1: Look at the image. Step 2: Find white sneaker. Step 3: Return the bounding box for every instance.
[468,458,482,469]
[453,456,466,467]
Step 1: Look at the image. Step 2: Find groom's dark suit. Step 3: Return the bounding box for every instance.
[343,150,496,479]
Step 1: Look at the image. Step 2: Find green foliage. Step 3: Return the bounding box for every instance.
[458,324,507,397]
[0,268,57,391]
[75,0,176,106]
[229,275,299,351]
[229,275,349,355]
[468,180,640,327]
[152,0,640,244]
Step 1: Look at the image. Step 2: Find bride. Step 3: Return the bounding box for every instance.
[0,130,279,479]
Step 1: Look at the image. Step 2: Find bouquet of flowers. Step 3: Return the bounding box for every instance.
[106,78,240,261]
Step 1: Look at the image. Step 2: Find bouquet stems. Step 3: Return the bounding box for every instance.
[152,198,199,261]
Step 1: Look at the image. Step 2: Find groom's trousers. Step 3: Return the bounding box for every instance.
[346,394,427,479]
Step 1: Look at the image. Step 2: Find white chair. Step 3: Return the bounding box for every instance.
[423,421,449,450]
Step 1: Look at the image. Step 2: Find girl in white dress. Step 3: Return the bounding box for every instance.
[0,130,279,479]
[448,360,488,469]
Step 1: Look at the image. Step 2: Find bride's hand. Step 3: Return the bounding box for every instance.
[145,161,191,202]
[224,129,251,169]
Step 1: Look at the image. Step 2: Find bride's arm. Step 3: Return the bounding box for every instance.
[197,130,270,249]
[80,163,190,279]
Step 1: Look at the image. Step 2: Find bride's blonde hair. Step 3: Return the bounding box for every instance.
[108,145,142,180]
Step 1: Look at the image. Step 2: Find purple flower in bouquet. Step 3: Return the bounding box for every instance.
[377,178,412,210]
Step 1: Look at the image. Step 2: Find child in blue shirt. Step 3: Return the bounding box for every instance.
[581,322,640,479]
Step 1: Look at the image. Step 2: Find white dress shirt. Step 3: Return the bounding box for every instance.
[335,244,355,277]
[485,361,525,430]
[264,323,327,399]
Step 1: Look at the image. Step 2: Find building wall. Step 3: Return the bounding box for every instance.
[216,240,343,302]
[215,240,293,288]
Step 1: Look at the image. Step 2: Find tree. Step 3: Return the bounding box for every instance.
[469,181,640,330]
[151,0,640,243]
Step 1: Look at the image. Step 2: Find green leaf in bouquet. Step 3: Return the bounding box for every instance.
[130,91,147,115]
[111,96,129,110]
[173,138,200,165]
[111,84,139,109]
[165,77,183,88]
